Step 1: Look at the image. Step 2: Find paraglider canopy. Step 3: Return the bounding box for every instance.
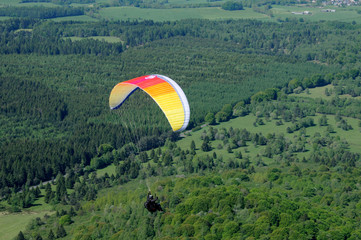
[109,74,190,132]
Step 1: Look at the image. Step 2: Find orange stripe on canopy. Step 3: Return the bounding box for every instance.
[109,74,190,132]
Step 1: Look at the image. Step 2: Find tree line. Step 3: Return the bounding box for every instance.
[0,6,85,19]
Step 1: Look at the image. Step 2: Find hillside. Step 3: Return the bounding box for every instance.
[2,0,361,23]
[11,84,361,239]
[2,1,361,239]
[2,18,349,192]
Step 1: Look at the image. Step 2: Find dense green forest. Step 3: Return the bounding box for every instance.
[14,88,361,239]
[2,5,361,239]
[2,18,352,192]
[0,6,85,19]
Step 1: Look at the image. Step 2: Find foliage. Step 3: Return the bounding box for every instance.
[2,8,361,240]
[18,83,361,239]
[0,6,85,19]
[221,1,244,11]
[0,18,343,191]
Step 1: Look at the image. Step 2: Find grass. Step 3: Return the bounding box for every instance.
[271,5,361,23]
[291,84,361,100]
[95,5,361,23]
[52,15,99,22]
[0,0,21,5]
[64,36,122,43]
[0,211,54,240]
[290,84,335,100]
[166,0,222,4]
[1,0,361,23]
[177,111,361,162]
[97,164,116,177]
[1,2,361,23]
[99,7,270,22]
[94,0,114,3]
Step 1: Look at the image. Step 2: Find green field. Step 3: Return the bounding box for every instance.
[97,164,116,177]
[2,0,361,23]
[291,84,361,101]
[52,15,99,22]
[166,0,218,4]
[290,84,335,100]
[0,0,21,5]
[95,5,361,23]
[99,7,270,21]
[177,111,361,158]
[0,1,58,7]
[0,211,53,240]
[64,36,122,43]
[271,5,361,23]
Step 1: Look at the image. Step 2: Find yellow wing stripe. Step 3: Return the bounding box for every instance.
[109,75,190,132]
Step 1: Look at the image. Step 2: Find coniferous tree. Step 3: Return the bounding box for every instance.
[319,115,328,126]
[47,229,55,240]
[190,140,196,151]
[201,137,212,152]
[34,234,42,240]
[34,187,41,198]
[56,174,67,202]
[44,183,53,203]
[56,225,67,238]
[16,231,25,240]
[150,149,155,160]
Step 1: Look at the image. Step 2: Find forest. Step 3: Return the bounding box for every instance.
[2,18,351,192]
[10,85,361,239]
[1,1,361,238]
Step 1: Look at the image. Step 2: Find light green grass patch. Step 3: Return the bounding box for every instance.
[166,0,217,4]
[271,5,361,23]
[97,164,116,177]
[0,211,53,240]
[291,84,361,100]
[14,28,32,33]
[177,114,295,162]
[99,7,269,22]
[177,111,361,166]
[19,2,59,7]
[94,0,114,3]
[0,0,21,5]
[70,3,96,7]
[52,15,99,22]
[64,36,122,43]
[290,84,334,100]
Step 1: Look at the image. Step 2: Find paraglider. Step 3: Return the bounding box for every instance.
[109,74,190,132]
[144,191,163,213]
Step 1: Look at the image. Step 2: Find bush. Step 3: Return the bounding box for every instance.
[59,215,72,226]
[222,1,244,11]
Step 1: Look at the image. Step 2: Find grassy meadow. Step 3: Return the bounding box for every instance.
[177,111,361,158]
[64,36,122,43]
[97,5,361,23]
[292,84,361,100]
[98,7,270,22]
[52,15,99,22]
[290,84,335,100]
[271,5,361,23]
[0,0,21,5]
[0,211,53,240]
[2,0,361,24]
